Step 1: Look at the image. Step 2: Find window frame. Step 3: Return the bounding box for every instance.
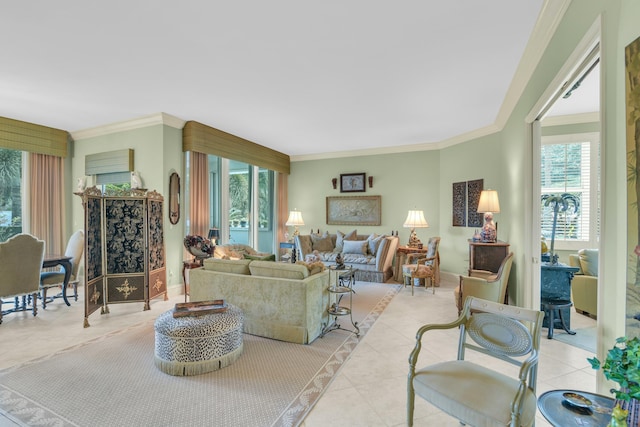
[540,132,599,251]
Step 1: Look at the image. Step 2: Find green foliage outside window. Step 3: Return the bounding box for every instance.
[0,148,22,241]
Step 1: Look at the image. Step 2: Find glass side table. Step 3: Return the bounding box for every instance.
[537,389,614,426]
[320,265,360,337]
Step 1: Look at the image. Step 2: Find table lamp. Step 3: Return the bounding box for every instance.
[477,189,500,242]
[207,227,219,245]
[403,210,429,248]
[285,210,304,238]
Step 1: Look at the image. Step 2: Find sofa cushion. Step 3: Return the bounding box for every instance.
[244,253,276,261]
[578,249,598,276]
[203,258,252,275]
[296,235,313,257]
[367,233,386,255]
[335,229,357,253]
[311,232,334,252]
[343,240,368,255]
[249,260,310,279]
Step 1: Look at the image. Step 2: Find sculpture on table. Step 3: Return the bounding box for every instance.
[131,171,143,189]
[335,252,345,269]
[481,212,497,243]
[541,193,580,265]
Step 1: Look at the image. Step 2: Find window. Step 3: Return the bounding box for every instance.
[0,148,23,241]
[540,133,599,249]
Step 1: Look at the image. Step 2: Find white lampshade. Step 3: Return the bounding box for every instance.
[477,190,500,213]
[285,210,305,227]
[403,210,429,228]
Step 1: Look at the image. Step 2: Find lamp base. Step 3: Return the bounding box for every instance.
[407,228,422,248]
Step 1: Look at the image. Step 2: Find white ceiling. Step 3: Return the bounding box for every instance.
[0,1,597,158]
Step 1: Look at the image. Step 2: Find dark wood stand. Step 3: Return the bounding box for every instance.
[468,240,510,274]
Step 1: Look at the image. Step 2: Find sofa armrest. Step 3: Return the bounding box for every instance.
[376,236,398,272]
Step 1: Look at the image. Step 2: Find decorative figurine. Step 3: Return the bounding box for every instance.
[335,252,345,269]
[131,171,143,189]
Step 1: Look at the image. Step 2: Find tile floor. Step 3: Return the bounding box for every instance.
[0,274,596,427]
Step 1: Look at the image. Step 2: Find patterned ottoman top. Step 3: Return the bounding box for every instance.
[154,304,244,338]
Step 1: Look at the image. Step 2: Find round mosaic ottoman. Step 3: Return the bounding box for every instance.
[154,304,244,376]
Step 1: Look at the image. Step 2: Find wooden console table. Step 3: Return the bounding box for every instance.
[468,240,510,275]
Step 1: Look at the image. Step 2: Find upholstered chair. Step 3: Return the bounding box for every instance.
[407,296,544,427]
[401,237,440,295]
[454,252,513,315]
[0,234,46,324]
[40,230,84,308]
[569,248,598,318]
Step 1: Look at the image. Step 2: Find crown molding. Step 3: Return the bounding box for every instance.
[541,112,599,127]
[71,112,185,140]
[496,0,572,129]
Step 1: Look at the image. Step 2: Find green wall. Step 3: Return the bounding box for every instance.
[71,123,185,290]
[287,1,640,388]
[289,150,440,243]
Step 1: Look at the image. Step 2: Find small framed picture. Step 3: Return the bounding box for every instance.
[340,173,366,192]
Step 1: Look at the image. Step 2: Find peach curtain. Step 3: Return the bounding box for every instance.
[29,152,65,254]
[189,151,210,238]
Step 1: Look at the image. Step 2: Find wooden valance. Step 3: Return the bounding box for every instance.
[183,121,290,174]
[0,116,69,157]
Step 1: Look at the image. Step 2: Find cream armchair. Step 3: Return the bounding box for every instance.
[0,234,46,324]
[454,252,513,315]
[569,249,598,319]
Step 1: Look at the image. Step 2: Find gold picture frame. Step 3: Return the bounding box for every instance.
[326,195,381,226]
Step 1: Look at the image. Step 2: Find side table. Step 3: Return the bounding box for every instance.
[537,389,613,426]
[321,266,360,337]
[394,245,428,282]
[182,259,202,302]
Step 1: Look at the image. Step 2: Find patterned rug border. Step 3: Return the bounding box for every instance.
[273,283,402,427]
[0,284,402,427]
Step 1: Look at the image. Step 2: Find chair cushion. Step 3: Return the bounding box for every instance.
[413,360,536,427]
[578,249,598,277]
[40,271,65,287]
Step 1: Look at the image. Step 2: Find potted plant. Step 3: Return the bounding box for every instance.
[541,193,579,264]
[588,336,640,425]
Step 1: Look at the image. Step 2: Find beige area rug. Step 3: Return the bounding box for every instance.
[0,283,401,427]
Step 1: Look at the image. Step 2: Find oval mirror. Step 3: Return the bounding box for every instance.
[169,172,180,224]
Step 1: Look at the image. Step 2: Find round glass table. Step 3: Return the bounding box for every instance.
[538,389,614,426]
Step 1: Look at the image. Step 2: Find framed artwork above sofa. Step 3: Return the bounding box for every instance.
[326,195,381,226]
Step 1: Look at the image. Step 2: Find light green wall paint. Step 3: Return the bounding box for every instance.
[72,124,185,288]
[288,0,638,381]
[289,151,440,240]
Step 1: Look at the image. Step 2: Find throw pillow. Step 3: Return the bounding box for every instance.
[296,235,313,257]
[311,231,334,252]
[343,239,368,255]
[578,248,598,276]
[334,229,357,253]
[367,233,386,255]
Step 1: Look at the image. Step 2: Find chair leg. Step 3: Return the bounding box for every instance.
[31,293,38,317]
[41,287,48,309]
[407,381,415,426]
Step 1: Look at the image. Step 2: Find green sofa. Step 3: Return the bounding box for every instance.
[189,258,330,344]
[568,249,598,319]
